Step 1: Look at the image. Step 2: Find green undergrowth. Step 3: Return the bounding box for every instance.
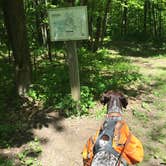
[27,48,141,117]
[149,75,166,163]
[0,157,13,166]
[0,47,141,117]
[18,138,42,166]
[95,107,107,119]
[128,56,166,165]
[1,44,166,165]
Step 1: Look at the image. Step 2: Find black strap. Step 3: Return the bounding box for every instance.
[115,133,131,166]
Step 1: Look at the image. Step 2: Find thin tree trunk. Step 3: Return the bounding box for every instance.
[152,3,157,39]
[93,15,102,51]
[148,1,153,35]
[3,0,32,96]
[121,0,128,37]
[35,0,43,45]
[158,5,162,40]
[100,0,112,45]
[80,0,88,5]
[143,0,148,35]
[155,1,162,41]
[89,12,93,47]
[7,44,11,63]
[41,22,48,45]
[65,0,75,6]
[46,26,52,61]
[123,0,128,36]
[88,0,95,49]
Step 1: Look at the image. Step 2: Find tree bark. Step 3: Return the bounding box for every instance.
[121,0,128,37]
[93,15,102,51]
[158,4,162,40]
[152,3,157,39]
[143,0,148,35]
[46,26,52,61]
[3,0,32,96]
[35,0,43,46]
[80,0,88,5]
[88,0,95,49]
[100,0,112,45]
[148,1,153,35]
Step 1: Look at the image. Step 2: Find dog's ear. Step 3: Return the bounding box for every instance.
[100,93,110,105]
[120,95,128,108]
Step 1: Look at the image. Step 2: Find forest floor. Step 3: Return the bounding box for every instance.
[34,53,166,166]
[1,46,166,166]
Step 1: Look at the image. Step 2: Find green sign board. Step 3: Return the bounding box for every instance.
[48,6,89,41]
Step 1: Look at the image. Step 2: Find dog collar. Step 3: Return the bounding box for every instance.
[106,112,122,120]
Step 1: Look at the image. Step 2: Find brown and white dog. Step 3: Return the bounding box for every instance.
[91,90,128,166]
[100,90,128,113]
[83,90,143,166]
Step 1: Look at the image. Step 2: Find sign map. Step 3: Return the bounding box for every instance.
[48,6,89,41]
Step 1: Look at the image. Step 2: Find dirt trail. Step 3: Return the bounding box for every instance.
[34,113,102,166]
[2,55,166,166]
[33,56,166,166]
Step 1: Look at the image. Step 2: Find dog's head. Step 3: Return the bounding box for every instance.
[100,90,128,113]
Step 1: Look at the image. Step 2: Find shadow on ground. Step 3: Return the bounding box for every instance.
[0,56,65,149]
[0,99,65,149]
[2,41,164,164]
[0,44,145,149]
[107,41,166,58]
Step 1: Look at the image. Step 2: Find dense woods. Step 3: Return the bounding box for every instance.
[0,1,166,165]
[0,0,166,113]
[0,0,166,95]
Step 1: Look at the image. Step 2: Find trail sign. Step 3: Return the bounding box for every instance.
[48,6,89,41]
[48,6,89,101]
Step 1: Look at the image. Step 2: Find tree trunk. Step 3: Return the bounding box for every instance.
[35,0,43,46]
[88,0,95,49]
[3,0,32,96]
[46,26,52,61]
[100,0,112,46]
[123,0,128,36]
[143,0,148,35]
[158,4,162,40]
[148,1,153,35]
[64,0,75,6]
[121,0,128,37]
[88,12,93,47]
[152,3,157,39]
[80,0,88,5]
[93,15,102,51]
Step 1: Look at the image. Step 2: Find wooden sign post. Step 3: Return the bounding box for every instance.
[66,41,80,101]
[48,6,88,101]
